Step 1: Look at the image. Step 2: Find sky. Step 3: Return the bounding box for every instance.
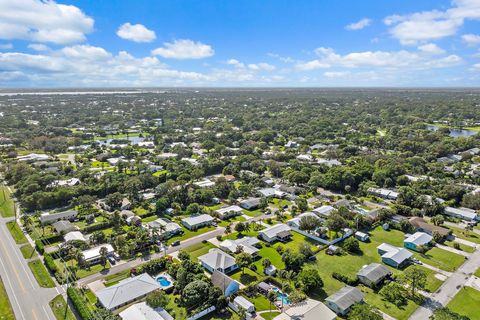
[0,0,480,87]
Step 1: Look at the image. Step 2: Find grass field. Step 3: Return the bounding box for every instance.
[449,226,480,244]
[28,259,55,288]
[183,242,216,260]
[165,225,216,245]
[54,259,110,279]
[443,240,476,253]
[361,285,420,320]
[104,269,130,287]
[49,295,75,320]
[413,247,465,272]
[447,286,480,320]
[6,221,28,244]
[20,244,38,259]
[475,267,480,278]
[0,277,15,320]
[261,312,281,320]
[0,186,14,218]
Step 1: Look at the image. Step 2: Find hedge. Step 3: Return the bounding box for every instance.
[332,272,359,286]
[40,234,64,245]
[81,221,112,233]
[67,287,93,320]
[44,254,58,273]
[35,240,45,254]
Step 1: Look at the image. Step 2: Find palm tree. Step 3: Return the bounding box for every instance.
[267,290,277,314]
[99,246,109,269]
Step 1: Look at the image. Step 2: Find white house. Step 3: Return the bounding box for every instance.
[146,218,182,238]
[233,296,255,314]
[259,224,292,243]
[181,214,214,230]
[39,210,78,225]
[219,237,260,256]
[354,231,369,242]
[198,248,238,274]
[367,188,399,200]
[215,205,243,220]
[273,299,336,320]
[404,232,433,252]
[377,243,412,268]
[119,302,173,320]
[82,244,115,265]
[312,205,335,218]
[325,286,364,316]
[444,207,479,221]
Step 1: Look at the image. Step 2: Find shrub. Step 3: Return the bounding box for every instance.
[44,254,58,273]
[453,243,461,250]
[67,287,93,320]
[35,239,45,254]
[332,272,358,286]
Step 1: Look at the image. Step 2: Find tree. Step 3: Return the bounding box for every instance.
[289,290,307,304]
[343,237,360,253]
[430,307,469,320]
[431,215,445,226]
[295,198,308,212]
[262,258,271,270]
[267,290,277,313]
[432,231,444,243]
[298,243,314,258]
[298,267,323,292]
[99,246,109,269]
[326,213,348,236]
[379,282,408,307]
[146,290,169,309]
[235,222,247,235]
[182,280,210,309]
[281,250,305,272]
[298,215,321,232]
[236,252,253,275]
[402,266,427,297]
[348,303,383,320]
[237,307,247,320]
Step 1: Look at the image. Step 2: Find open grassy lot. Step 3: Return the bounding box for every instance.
[165,225,216,245]
[413,247,465,272]
[448,226,480,244]
[6,221,28,244]
[403,265,443,293]
[0,276,15,320]
[447,286,480,320]
[20,244,38,259]
[247,294,272,311]
[443,240,475,253]
[183,241,216,260]
[0,186,15,218]
[49,294,76,320]
[361,286,420,320]
[28,259,55,288]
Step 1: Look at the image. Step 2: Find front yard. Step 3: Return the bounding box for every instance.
[28,260,55,288]
[447,286,480,320]
[6,221,27,244]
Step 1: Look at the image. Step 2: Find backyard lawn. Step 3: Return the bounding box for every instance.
[20,244,38,259]
[475,267,480,278]
[0,276,15,320]
[28,260,55,288]
[49,295,75,320]
[413,247,465,272]
[0,186,15,218]
[447,286,480,320]
[230,268,262,285]
[6,221,28,244]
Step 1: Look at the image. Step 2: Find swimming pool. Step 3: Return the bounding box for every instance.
[157,276,171,287]
[272,287,291,304]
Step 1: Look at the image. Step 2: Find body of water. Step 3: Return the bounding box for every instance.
[426,125,478,137]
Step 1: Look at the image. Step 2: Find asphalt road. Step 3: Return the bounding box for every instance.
[0,217,58,320]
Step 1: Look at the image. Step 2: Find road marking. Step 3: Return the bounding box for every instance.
[32,308,39,320]
[0,225,26,292]
[0,249,26,320]
[43,304,52,320]
[7,233,36,290]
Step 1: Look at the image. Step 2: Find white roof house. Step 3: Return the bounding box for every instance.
[233,296,255,314]
[181,214,214,230]
[119,302,173,320]
[147,218,182,235]
[193,179,215,188]
[49,178,80,188]
[287,212,319,229]
[198,248,238,274]
[257,188,285,198]
[17,153,49,162]
[82,244,114,263]
[259,223,292,243]
[219,237,259,256]
[312,205,335,218]
[39,210,78,225]
[273,299,336,320]
[367,188,399,200]
[377,243,412,268]
[444,207,479,221]
[215,205,243,219]
[404,232,433,247]
[96,273,161,310]
[63,231,86,243]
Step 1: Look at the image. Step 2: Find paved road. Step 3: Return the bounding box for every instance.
[0,217,58,320]
[409,247,480,320]
[78,226,226,286]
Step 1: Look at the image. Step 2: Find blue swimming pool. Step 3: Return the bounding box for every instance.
[272,287,290,304]
[157,276,171,287]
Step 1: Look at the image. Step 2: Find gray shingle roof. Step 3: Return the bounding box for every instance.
[357,263,391,283]
[325,286,364,311]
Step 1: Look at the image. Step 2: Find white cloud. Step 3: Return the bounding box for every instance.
[472,63,480,70]
[117,23,156,43]
[417,43,445,55]
[384,0,480,45]
[324,71,351,78]
[61,45,112,60]
[462,34,480,46]
[248,63,275,71]
[152,39,214,59]
[345,18,372,30]
[0,43,13,49]
[226,59,244,68]
[28,43,50,51]
[295,47,462,70]
[0,0,94,44]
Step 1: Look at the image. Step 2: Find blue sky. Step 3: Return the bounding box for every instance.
[0,0,479,87]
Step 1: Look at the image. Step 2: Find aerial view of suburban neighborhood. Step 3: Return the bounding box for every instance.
[1,1,480,320]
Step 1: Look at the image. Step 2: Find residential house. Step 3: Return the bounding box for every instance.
[39,210,78,225]
[181,214,214,230]
[258,224,292,243]
[312,205,335,218]
[257,188,285,199]
[444,206,479,221]
[63,231,86,243]
[219,237,260,257]
[232,296,255,314]
[325,286,365,316]
[193,179,215,188]
[198,248,238,274]
[287,212,319,229]
[354,231,369,242]
[239,198,261,210]
[121,198,132,210]
[96,273,161,310]
[404,232,433,252]
[257,282,272,295]
[273,299,336,320]
[119,302,173,320]
[146,218,182,238]
[215,205,243,220]
[367,188,399,200]
[357,263,392,287]
[82,244,115,265]
[377,243,412,268]
[409,217,450,238]
[211,270,240,297]
[52,220,77,234]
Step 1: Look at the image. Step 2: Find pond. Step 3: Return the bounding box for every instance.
[426,125,478,138]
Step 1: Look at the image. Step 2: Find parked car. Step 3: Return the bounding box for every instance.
[172,240,181,246]
[108,256,116,265]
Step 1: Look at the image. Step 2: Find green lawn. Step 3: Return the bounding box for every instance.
[261,312,281,320]
[104,269,131,287]
[443,240,475,253]
[28,260,55,288]
[183,242,216,260]
[475,267,480,278]
[413,247,465,272]
[230,268,262,285]
[447,286,480,320]
[403,265,443,293]
[0,186,15,218]
[449,226,480,244]
[6,221,28,244]
[247,294,272,311]
[55,259,110,279]
[49,295,75,320]
[165,225,216,245]
[242,209,265,217]
[20,244,38,259]
[0,277,15,320]
[361,286,421,320]
[218,215,246,227]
